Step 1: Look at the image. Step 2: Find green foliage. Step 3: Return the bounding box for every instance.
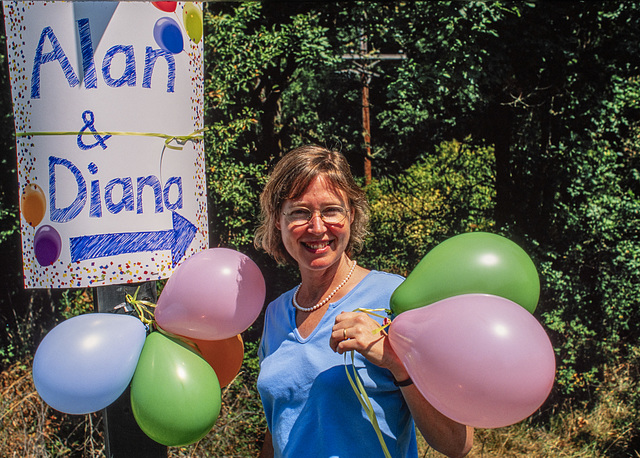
[539,143,640,396]
[360,139,496,275]
[207,149,268,248]
[522,12,640,400]
[204,2,338,250]
[204,2,337,155]
[204,4,269,249]
[0,21,17,247]
[0,204,17,245]
[58,289,93,320]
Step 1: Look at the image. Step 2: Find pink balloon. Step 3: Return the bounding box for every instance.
[155,248,266,340]
[388,294,555,428]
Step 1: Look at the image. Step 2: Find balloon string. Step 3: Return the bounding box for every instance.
[352,307,392,334]
[125,287,157,327]
[16,128,205,150]
[344,351,392,458]
[343,307,393,458]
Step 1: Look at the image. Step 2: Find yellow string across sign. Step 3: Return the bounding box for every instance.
[16,128,205,150]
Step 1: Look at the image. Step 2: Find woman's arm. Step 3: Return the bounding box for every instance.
[389,356,473,458]
[331,312,473,458]
[258,429,274,458]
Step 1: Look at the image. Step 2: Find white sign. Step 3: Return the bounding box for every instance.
[4,1,207,288]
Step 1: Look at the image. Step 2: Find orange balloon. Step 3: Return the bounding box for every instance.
[192,335,244,388]
[21,183,46,227]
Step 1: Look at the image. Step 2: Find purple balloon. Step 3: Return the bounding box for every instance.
[155,248,266,340]
[34,225,62,266]
[389,294,555,428]
[153,17,184,54]
[33,314,147,414]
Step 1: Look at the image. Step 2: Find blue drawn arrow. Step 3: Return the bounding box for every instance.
[70,211,197,267]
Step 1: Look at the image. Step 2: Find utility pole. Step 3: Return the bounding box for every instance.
[342,33,406,184]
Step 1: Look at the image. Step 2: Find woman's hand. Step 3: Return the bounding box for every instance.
[329,311,409,381]
[330,311,473,457]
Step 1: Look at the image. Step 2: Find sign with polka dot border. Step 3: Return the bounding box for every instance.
[3,1,207,288]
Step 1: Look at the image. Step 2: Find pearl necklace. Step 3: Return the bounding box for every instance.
[292,261,357,313]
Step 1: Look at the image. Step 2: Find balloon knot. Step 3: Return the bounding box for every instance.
[126,286,157,327]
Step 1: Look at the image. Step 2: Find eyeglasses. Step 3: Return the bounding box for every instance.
[282,206,349,226]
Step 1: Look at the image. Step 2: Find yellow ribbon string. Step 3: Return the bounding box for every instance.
[352,307,392,334]
[344,307,394,458]
[125,287,157,327]
[16,128,205,150]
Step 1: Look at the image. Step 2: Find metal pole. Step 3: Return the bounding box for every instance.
[95,282,167,458]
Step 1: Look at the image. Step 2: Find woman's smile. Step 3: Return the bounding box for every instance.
[302,239,333,253]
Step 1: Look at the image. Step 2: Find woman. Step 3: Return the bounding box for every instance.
[255,145,473,458]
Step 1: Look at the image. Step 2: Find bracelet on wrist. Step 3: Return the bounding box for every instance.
[392,375,413,387]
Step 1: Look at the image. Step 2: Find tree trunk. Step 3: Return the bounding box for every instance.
[491,103,514,229]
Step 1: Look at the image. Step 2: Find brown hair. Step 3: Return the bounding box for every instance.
[254,145,369,265]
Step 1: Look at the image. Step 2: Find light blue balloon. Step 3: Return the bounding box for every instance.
[33,313,146,414]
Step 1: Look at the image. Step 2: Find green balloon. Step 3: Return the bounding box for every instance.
[390,232,540,315]
[183,3,203,44]
[130,332,221,447]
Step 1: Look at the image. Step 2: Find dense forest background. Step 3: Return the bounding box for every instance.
[1,1,639,456]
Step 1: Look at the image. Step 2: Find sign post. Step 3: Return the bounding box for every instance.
[4,2,207,453]
[96,282,167,457]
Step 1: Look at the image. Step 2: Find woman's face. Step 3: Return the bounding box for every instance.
[278,175,353,273]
